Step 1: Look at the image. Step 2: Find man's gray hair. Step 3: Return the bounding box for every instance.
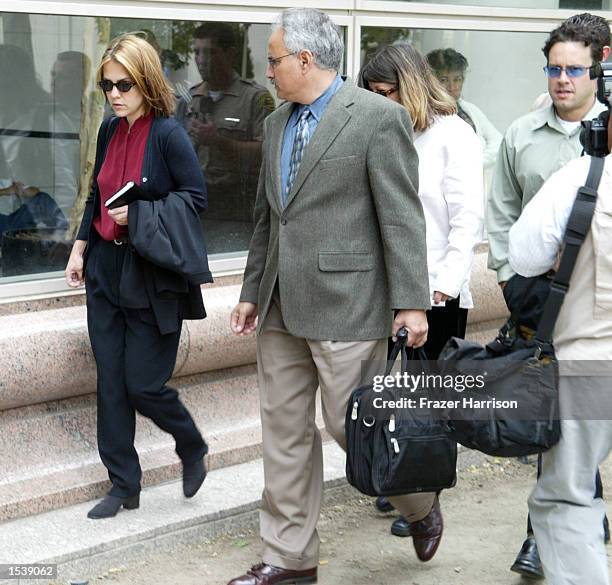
[273,8,344,71]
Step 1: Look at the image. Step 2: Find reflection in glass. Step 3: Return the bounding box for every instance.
[426,48,501,172]
[0,44,70,276]
[0,13,278,281]
[402,0,605,9]
[175,22,275,255]
[361,27,549,133]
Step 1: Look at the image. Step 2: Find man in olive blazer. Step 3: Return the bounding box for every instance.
[229,8,432,585]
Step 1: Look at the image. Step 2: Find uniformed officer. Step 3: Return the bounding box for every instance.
[176,23,275,227]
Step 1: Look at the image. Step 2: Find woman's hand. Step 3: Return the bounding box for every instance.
[108,204,128,225]
[65,240,87,287]
[432,291,451,305]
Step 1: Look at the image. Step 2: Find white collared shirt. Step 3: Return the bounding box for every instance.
[414,114,484,308]
[509,155,611,278]
[509,155,612,359]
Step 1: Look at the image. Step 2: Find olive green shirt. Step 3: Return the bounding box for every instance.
[487,99,606,283]
[175,73,275,221]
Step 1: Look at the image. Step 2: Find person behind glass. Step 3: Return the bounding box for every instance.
[0,44,67,244]
[48,51,92,216]
[64,33,212,520]
[359,42,484,539]
[175,23,275,225]
[425,48,501,175]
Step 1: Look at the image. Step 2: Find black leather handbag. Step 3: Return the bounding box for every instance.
[345,329,457,497]
[439,155,605,457]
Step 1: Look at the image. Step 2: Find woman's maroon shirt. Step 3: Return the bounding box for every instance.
[93,113,153,241]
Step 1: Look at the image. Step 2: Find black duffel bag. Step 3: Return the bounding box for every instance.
[438,154,604,457]
[345,329,457,497]
[439,333,559,457]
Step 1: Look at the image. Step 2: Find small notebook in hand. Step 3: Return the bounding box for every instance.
[105,181,151,209]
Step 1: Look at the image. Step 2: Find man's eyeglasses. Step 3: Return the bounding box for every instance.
[98,79,136,93]
[543,65,589,79]
[267,52,296,69]
[372,87,397,97]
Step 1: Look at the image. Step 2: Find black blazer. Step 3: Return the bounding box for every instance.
[78,115,213,334]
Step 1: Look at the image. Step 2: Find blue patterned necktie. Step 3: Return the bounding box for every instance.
[283,107,311,207]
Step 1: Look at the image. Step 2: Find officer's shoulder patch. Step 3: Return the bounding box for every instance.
[257,91,276,113]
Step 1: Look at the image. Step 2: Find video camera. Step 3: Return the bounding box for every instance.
[580,62,612,158]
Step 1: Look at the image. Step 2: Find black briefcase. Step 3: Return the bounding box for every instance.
[345,329,457,497]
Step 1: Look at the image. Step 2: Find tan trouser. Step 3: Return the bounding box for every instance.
[257,294,436,570]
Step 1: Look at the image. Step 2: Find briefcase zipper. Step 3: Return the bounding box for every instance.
[389,414,396,432]
[351,400,359,421]
[391,437,400,454]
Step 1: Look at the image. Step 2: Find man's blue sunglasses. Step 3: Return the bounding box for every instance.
[543,65,589,78]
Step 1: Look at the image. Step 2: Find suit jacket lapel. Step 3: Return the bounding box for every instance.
[283,82,355,210]
[268,104,292,213]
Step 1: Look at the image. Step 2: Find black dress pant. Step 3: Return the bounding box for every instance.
[85,239,207,498]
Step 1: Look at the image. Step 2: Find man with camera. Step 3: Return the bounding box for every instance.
[487,12,610,580]
[508,103,612,585]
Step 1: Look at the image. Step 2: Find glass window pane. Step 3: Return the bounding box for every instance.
[0,13,347,283]
[394,1,607,9]
[361,27,551,236]
[0,13,285,282]
[112,20,276,257]
[362,27,549,134]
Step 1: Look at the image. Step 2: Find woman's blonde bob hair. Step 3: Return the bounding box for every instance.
[359,42,456,132]
[96,33,175,117]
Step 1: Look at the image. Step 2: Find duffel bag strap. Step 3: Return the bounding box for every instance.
[534,155,605,355]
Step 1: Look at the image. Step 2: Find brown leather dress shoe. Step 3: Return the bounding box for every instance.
[226,563,317,585]
[411,497,443,562]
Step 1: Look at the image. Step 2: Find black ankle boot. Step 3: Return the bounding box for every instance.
[183,457,207,498]
[391,515,412,537]
[375,496,395,513]
[87,494,140,519]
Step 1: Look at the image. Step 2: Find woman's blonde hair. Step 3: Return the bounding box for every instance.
[359,43,456,132]
[97,33,175,117]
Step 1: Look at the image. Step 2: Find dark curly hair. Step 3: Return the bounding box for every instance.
[426,48,468,74]
[543,12,610,63]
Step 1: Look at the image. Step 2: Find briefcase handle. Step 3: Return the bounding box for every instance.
[386,327,428,376]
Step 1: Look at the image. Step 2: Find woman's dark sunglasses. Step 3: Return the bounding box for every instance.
[372,87,397,97]
[98,79,136,93]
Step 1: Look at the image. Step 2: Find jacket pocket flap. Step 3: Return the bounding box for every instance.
[319,252,374,272]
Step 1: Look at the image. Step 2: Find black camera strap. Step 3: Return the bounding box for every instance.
[534,155,605,353]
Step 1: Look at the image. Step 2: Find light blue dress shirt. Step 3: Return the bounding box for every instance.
[280,75,344,199]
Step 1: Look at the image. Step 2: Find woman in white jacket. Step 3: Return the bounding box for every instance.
[359,42,484,539]
[360,43,484,358]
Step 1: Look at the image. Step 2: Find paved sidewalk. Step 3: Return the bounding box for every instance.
[55,455,612,585]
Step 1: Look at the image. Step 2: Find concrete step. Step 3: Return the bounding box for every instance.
[0,441,350,585]
[0,318,504,525]
[0,365,263,523]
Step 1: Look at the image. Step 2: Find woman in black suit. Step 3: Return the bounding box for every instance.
[65,34,212,519]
